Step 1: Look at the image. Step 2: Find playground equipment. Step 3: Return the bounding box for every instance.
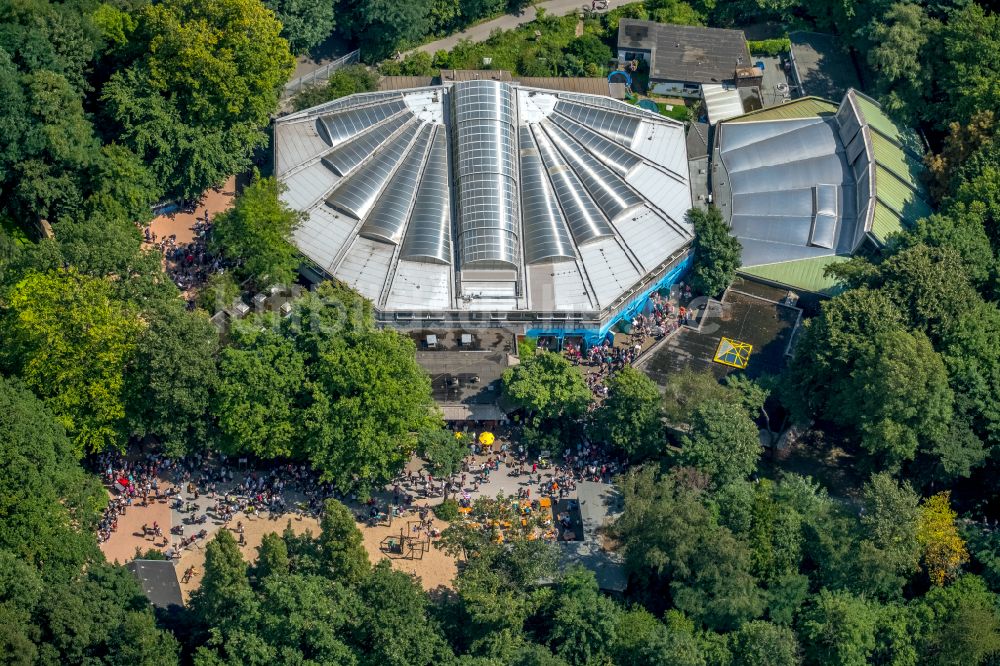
[379,520,431,560]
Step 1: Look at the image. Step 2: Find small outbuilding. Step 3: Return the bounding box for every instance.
[127,559,184,610]
[617,20,751,97]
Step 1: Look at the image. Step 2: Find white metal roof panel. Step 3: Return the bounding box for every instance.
[281,161,339,212]
[628,165,693,231]
[613,207,687,272]
[527,262,595,311]
[630,121,688,179]
[333,237,395,302]
[293,205,358,272]
[577,239,642,308]
[385,260,452,310]
[275,120,331,177]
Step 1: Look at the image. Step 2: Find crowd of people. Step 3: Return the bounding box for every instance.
[95,451,164,543]
[139,206,224,298]
[94,422,626,557]
[92,450,344,553]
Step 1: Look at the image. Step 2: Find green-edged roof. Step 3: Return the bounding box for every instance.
[726,97,838,123]
[850,90,932,244]
[739,255,851,295]
[871,201,906,242]
[852,92,924,156]
[869,131,925,188]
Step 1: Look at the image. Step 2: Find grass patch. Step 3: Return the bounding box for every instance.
[658,102,692,121]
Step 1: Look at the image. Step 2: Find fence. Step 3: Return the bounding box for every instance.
[283,49,361,99]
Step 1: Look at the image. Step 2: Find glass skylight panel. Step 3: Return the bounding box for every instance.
[359,124,434,244]
[542,122,644,221]
[401,126,453,264]
[549,114,643,176]
[531,125,612,245]
[518,127,575,264]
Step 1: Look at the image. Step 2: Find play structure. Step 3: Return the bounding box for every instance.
[379,520,431,560]
[607,70,633,95]
[714,337,753,369]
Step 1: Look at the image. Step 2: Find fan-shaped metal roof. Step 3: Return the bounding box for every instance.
[273,81,693,321]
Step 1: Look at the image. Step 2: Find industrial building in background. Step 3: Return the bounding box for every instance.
[274,80,693,340]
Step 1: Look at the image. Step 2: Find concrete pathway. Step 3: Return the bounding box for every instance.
[412,0,634,55]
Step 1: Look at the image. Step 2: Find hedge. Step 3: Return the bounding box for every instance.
[747,38,791,57]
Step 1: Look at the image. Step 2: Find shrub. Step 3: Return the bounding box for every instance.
[435,499,460,521]
[747,38,791,57]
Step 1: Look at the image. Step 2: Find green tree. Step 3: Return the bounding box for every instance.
[0,270,141,453]
[787,287,954,472]
[799,589,877,666]
[917,575,1000,665]
[852,328,953,471]
[562,34,612,70]
[253,531,290,580]
[191,530,258,634]
[451,538,558,659]
[86,144,162,225]
[210,176,304,288]
[898,205,997,299]
[662,369,738,425]
[103,0,294,198]
[264,0,336,54]
[0,376,105,579]
[936,4,1000,126]
[292,64,378,111]
[140,0,293,127]
[304,328,438,490]
[127,298,219,456]
[615,469,764,631]
[854,473,921,599]
[198,271,242,314]
[592,366,663,458]
[872,244,979,342]
[319,499,370,584]
[677,399,761,485]
[860,2,932,123]
[502,351,590,423]
[355,0,431,61]
[687,206,741,297]
[545,568,619,665]
[421,428,468,497]
[787,287,902,421]
[729,620,800,666]
[213,324,309,459]
[355,562,455,666]
[611,607,706,666]
[250,572,357,664]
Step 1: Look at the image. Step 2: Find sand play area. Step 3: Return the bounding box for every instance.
[101,497,461,602]
[148,177,236,245]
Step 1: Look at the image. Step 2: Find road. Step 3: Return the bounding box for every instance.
[412,0,634,55]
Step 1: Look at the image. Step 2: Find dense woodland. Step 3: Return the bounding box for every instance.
[1,0,1000,663]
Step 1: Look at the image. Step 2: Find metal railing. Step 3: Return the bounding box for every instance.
[283,49,361,99]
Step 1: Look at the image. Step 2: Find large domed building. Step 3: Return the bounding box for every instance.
[273,80,694,336]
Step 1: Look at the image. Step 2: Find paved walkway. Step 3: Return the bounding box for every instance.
[412,0,634,55]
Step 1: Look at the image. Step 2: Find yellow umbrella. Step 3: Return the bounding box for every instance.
[479,431,495,446]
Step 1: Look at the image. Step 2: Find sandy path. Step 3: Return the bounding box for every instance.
[148,176,236,245]
[358,515,457,591]
[177,513,322,602]
[176,512,458,601]
[99,495,174,565]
